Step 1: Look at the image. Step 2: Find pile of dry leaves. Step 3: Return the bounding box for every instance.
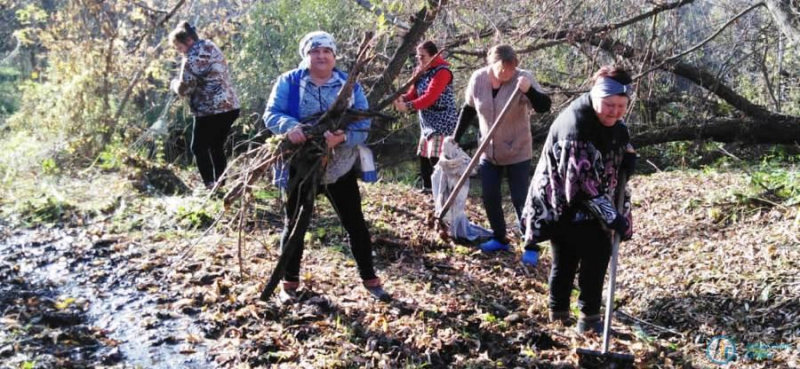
[1,167,797,368]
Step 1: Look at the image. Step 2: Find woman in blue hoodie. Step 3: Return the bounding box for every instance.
[263,31,390,303]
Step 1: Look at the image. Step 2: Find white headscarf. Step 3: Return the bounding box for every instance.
[298,31,337,69]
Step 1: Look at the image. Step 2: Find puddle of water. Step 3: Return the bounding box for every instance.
[0,228,213,368]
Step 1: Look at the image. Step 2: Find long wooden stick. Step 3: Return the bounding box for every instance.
[436,87,523,221]
[602,172,628,354]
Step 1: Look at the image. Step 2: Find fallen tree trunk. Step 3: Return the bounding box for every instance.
[630,115,800,147]
[457,115,800,150]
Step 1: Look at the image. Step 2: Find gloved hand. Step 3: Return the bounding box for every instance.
[621,152,637,178]
[609,214,630,237]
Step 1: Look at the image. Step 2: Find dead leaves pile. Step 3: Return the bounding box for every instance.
[158,171,797,368]
[2,168,797,368]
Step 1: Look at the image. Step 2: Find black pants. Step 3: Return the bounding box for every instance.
[419,156,439,190]
[281,169,376,283]
[548,222,612,317]
[191,109,239,185]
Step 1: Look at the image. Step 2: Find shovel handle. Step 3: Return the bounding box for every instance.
[601,172,628,353]
[437,88,523,221]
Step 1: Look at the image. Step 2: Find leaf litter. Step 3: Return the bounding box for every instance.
[0,166,797,368]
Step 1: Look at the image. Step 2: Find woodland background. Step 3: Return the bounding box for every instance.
[0,0,798,368]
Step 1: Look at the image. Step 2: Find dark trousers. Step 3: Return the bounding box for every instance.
[548,222,612,317]
[479,159,531,242]
[191,109,239,185]
[281,169,376,283]
[419,156,439,190]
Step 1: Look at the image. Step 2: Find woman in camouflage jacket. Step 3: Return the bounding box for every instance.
[170,21,240,189]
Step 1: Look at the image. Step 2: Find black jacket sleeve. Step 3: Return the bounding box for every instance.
[525,88,551,113]
[453,104,478,144]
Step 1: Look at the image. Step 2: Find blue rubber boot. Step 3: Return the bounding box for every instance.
[522,249,539,266]
[480,239,510,253]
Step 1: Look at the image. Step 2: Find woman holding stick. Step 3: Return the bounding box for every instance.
[522,65,636,333]
[263,31,390,304]
[169,21,240,190]
[453,45,551,256]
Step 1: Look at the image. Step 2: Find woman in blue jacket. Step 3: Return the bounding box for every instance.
[263,31,390,303]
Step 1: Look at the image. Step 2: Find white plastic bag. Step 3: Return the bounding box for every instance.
[357,145,378,183]
[432,137,493,241]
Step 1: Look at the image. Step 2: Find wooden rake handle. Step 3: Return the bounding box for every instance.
[436,87,523,222]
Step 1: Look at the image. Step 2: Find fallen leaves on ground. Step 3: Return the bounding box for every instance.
[1,168,797,368]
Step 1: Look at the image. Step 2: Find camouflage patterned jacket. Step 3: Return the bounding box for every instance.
[171,39,240,117]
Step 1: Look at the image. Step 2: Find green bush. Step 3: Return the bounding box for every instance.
[19,196,78,225]
[0,66,21,117]
[232,0,369,111]
[750,157,799,205]
[96,141,129,171]
[176,204,217,230]
[40,157,58,175]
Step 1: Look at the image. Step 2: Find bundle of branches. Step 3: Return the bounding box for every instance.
[211,31,447,300]
[221,33,376,209]
[221,47,444,210]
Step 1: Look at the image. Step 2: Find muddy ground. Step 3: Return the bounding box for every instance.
[0,165,798,368]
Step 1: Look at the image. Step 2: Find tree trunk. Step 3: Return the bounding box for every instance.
[365,0,445,106]
[630,115,800,147]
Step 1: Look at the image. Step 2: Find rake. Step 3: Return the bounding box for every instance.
[576,172,636,368]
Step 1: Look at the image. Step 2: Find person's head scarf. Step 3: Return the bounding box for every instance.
[298,31,337,69]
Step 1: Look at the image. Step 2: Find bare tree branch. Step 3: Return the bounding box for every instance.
[373,49,443,110]
[634,2,765,79]
[587,34,774,118]
[449,0,695,56]
[352,0,410,30]
[365,0,447,106]
[130,0,187,54]
[765,0,800,49]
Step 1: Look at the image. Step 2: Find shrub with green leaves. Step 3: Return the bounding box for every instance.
[750,156,799,205]
[0,66,21,117]
[19,196,77,226]
[232,0,369,111]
